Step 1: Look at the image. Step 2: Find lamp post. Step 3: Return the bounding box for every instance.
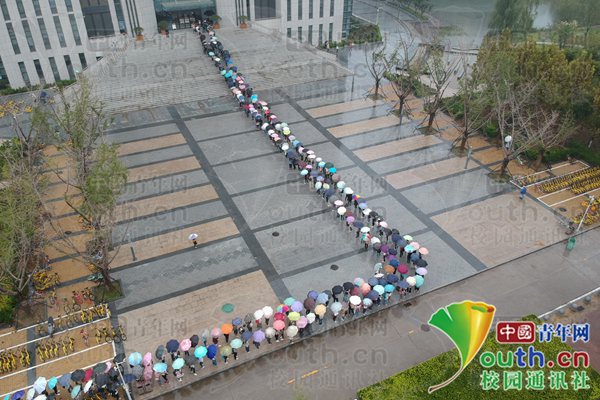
[376,8,380,25]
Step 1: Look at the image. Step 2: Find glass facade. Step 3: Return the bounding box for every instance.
[33,59,44,79]
[298,26,302,41]
[18,62,30,86]
[81,0,114,37]
[319,0,323,18]
[65,0,72,11]
[0,0,9,21]
[342,0,352,37]
[287,0,291,21]
[48,57,60,81]
[54,16,67,47]
[7,23,20,54]
[22,20,36,52]
[79,52,87,68]
[0,57,9,88]
[328,22,332,41]
[308,24,312,44]
[298,0,301,20]
[16,0,27,18]
[287,27,291,37]
[69,14,82,45]
[49,0,57,13]
[330,0,333,16]
[318,23,322,44]
[38,18,51,49]
[254,0,275,19]
[64,55,74,79]
[309,0,312,18]
[32,0,42,15]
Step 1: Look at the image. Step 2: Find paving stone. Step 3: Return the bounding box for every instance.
[354,135,443,162]
[307,98,382,118]
[339,122,419,150]
[127,157,201,183]
[329,115,400,139]
[367,143,453,175]
[118,170,209,203]
[361,195,427,233]
[316,103,391,128]
[385,157,479,190]
[118,133,187,155]
[106,122,179,143]
[119,144,192,168]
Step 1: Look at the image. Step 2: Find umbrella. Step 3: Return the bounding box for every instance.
[306,313,316,323]
[366,291,379,301]
[411,253,420,262]
[307,290,318,300]
[380,245,390,253]
[371,237,381,244]
[262,306,274,318]
[403,235,413,241]
[388,249,397,256]
[405,245,414,252]
[361,283,371,295]
[363,298,373,307]
[96,374,109,386]
[232,318,243,327]
[122,374,135,384]
[409,241,420,250]
[406,277,417,286]
[231,338,243,349]
[83,369,93,383]
[48,377,57,390]
[395,239,408,248]
[387,274,399,283]
[337,181,345,189]
[415,275,425,286]
[353,221,364,228]
[286,326,299,338]
[153,363,167,373]
[288,312,301,321]
[221,323,233,335]
[264,328,276,338]
[274,312,285,321]
[303,297,315,310]
[273,320,285,331]
[343,282,354,291]
[12,392,25,400]
[380,221,388,228]
[301,169,309,176]
[103,362,112,373]
[416,267,428,276]
[172,358,185,370]
[107,382,118,392]
[253,331,266,342]
[166,340,179,353]
[354,278,364,286]
[155,346,164,360]
[283,297,295,307]
[324,162,334,168]
[83,380,93,393]
[344,188,354,194]
[297,316,308,328]
[211,328,221,338]
[58,374,71,388]
[188,233,198,240]
[314,304,327,315]
[385,284,395,293]
[373,243,382,251]
[350,287,361,296]
[207,345,217,359]
[373,285,385,295]
[241,331,253,340]
[419,247,429,255]
[390,258,400,267]
[349,296,361,305]
[378,278,388,286]
[391,234,401,243]
[334,200,344,206]
[317,292,329,304]
[361,227,370,233]
[331,302,342,313]
[375,273,384,278]
[370,211,379,218]
[414,259,428,267]
[337,207,347,215]
[332,285,343,294]
[276,305,288,314]
[132,365,143,379]
[34,377,47,393]
[108,368,118,378]
[359,204,369,210]
[220,346,232,357]
[70,386,80,399]
[383,228,392,236]
[383,264,395,274]
[180,339,192,352]
[368,277,378,286]
[398,281,409,289]
[71,369,85,382]
[194,346,207,358]
[190,334,200,347]
[128,352,143,366]
[397,264,408,274]
[185,355,196,366]
[92,363,107,375]
[289,301,302,313]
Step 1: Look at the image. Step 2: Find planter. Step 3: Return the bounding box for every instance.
[240,23,247,29]
[213,23,220,29]
[161,29,166,35]
[136,35,143,41]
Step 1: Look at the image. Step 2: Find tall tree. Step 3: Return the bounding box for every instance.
[552,0,600,48]
[489,0,539,34]
[365,39,392,100]
[385,38,420,125]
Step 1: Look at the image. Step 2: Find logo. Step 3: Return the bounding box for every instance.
[427,300,496,393]
[496,322,535,343]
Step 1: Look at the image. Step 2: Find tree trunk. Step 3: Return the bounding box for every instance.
[499,157,509,178]
[459,128,468,152]
[532,151,543,171]
[427,113,435,132]
[99,268,118,293]
[374,80,380,100]
[398,100,404,126]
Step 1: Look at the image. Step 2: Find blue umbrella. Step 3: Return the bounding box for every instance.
[395,239,408,248]
[397,281,409,289]
[390,258,399,267]
[411,253,420,261]
[318,161,326,168]
[71,385,81,398]
[58,373,72,387]
[385,284,395,293]
[363,298,373,307]
[153,363,167,373]
[356,198,366,204]
[373,285,385,295]
[166,340,179,353]
[329,168,337,173]
[11,392,25,400]
[388,249,397,256]
[232,318,243,326]
[367,277,378,286]
[122,374,136,384]
[391,234,401,243]
[353,222,364,228]
[128,352,142,366]
[415,275,425,287]
[241,331,252,341]
[387,274,399,283]
[366,291,379,301]
[195,346,207,358]
[287,152,296,159]
[292,140,300,146]
[316,176,324,182]
[310,171,318,177]
[359,203,368,209]
[377,278,387,286]
[324,189,334,195]
[207,344,217,359]
[317,293,328,304]
[4,395,9,400]
[307,290,318,300]
[48,376,58,390]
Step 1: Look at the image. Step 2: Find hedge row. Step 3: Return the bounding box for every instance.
[0,79,77,96]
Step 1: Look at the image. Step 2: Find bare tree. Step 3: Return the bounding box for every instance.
[364,39,392,100]
[385,37,420,125]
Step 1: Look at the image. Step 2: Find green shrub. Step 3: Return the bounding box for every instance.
[0,295,17,324]
[0,79,76,95]
[481,123,498,138]
[523,148,539,161]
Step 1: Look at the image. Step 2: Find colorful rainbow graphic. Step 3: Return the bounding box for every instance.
[428,300,496,393]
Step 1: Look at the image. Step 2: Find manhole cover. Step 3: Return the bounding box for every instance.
[421,324,431,332]
[403,302,412,308]
[221,303,234,313]
[57,171,64,174]
[330,264,339,271]
[64,231,73,235]
[558,207,567,212]
[577,306,585,312]
[272,232,280,237]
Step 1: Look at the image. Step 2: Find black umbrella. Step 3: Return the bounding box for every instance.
[92,363,107,375]
[113,353,125,364]
[383,228,392,235]
[185,355,196,366]
[71,369,85,382]
[332,285,343,294]
[391,229,400,235]
[122,374,135,384]
[414,259,428,268]
[204,10,215,16]
[303,297,315,310]
[47,394,56,400]
[323,290,332,299]
[107,381,118,392]
[96,374,109,386]
[155,345,165,360]
[373,243,382,250]
[166,340,179,353]
[369,211,378,218]
[244,313,253,324]
[132,365,143,379]
[190,335,199,347]
[343,282,354,291]
[108,369,118,379]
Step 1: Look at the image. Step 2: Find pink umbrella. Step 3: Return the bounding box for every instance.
[211,328,221,338]
[143,365,153,381]
[306,165,313,169]
[419,248,429,255]
[380,221,388,228]
[361,283,371,295]
[180,339,192,352]
[307,150,315,155]
[104,362,112,373]
[397,265,408,274]
[347,216,355,223]
[334,200,344,206]
[274,312,285,321]
[296,316,308,328]
[142,352,152,367]
[409,242,420,250]
[273,320,285,331]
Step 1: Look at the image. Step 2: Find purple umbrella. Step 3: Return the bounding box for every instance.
[252,331,265,342]
[307,291,318,300]
[416,268,428,276]
[291,301,303,312]
[388,249,397,255]
[380,245,390,253]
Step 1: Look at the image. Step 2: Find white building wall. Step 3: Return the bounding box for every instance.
[134,0,158,37]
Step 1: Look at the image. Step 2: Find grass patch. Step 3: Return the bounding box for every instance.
[392,3,428,20]
[93,280,123,303]
[438,25,467,37]
[418,126,437,135]
[358,315,600,399]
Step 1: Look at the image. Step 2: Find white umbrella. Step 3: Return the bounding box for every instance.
[84,380,93,393]
[363,208,372,216]
[262,306,273,318]
[281,143,289,151]
[406,277,417,286]
[188,233,198,240]
[33,377,47,394]
[371,237,381,244]
[254,309,264,320]
[286,326,298,338]
[374,273,384,278]
[344,187,354,194]
[361,227,370,233]
[337,207,347,215]
[330,302,342,313]
[306,313,316,324]
[265,327,276,338]
[34,396,47,400]
[27,388,36,400]
[349,296,361,306]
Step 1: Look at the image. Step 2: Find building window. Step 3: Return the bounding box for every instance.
[69,14,81,45]
[329,22,333,41]
[0,57,9,88]
[18,62,30,86]
[79,52,87,68]
[298,26,302,41]
[54,16,67,47]
[48,57,60,82]
[81,0,115,37]
[65,0,72,11]
[113,0,125,32]
[286,0,291,21]
[330,0,334,16]
[309,0,313,18]
[32,0,42,15]
[7,23,20,54]
[38,18,51,49]
[22,20,36,52]
[64,55,74,79]
[254,0,276,19]
[318,23,323,44]
[0,0,10,21]
[16,0,26,18]
[298,0,302,20]
[49,0,57,13]
[319,0,323,18]
[33,59,44,79]
[308,24,312,44]
[287,27,291,38]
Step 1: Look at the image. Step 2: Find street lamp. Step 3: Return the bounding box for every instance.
[376,8,380,25]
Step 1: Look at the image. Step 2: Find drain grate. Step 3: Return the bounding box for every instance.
[403,302,412,308]
[330,264,339,271]
[65,231,72,235]
[558,207,567,212]
[577,306,585,312]
[272,232,280,237]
